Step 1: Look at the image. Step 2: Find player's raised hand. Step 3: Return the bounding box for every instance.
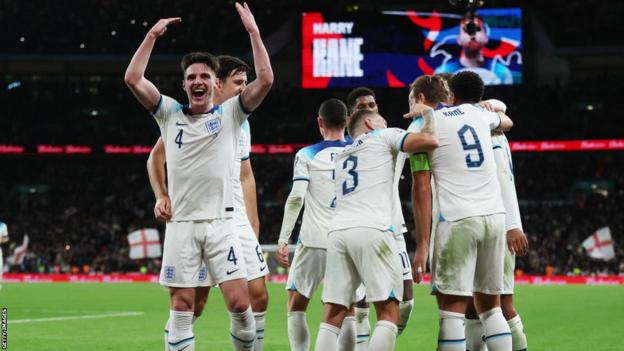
[412,246,428,283]
[148,17,182,38]
[277,242,290,268]
[235,2,259,35]
[154,195,172,221]
[507,228,529,256]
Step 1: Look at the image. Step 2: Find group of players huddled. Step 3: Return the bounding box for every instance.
[125,3,529,351]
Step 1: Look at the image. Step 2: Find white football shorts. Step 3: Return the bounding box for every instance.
[431,214,506,296]
[160,219,247,288]
[323,227,404,308]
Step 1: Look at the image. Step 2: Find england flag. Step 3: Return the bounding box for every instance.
[582,227,615,260]
[127,228,162,259]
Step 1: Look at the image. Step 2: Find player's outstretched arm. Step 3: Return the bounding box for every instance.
[147,138,171,220]
[276,180,308,267]
[241,160,261,237]
[411,170,432,283]
[236,2,274,113]
[124,17,181,112]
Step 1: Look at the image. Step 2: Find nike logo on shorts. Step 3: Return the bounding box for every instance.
[226,268,240,275]
[259,265,267,271]
[179,345,191,351]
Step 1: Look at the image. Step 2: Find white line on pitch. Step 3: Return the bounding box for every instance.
[10,311,144,324]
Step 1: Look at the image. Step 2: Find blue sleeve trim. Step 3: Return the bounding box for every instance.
[241,156,250,161]
[493,145,502,150]
[292,177,310,182]
[399,132,409,152]
[238,95,252,115]
[152,95,163,114]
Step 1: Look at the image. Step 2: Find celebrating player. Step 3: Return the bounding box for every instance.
[464,101,529,351]
[406,71,513,351]
[147,55,269,351]
[346,86,416,345]
[276,98,353,351]
[124,2,273,350]
[314,109,438,351]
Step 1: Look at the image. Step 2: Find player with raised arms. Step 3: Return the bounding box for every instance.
[406,71,513,351]
[124,2,273,350]
[147,55,269,351]
[276,98,354,351]
[314,109,438,351]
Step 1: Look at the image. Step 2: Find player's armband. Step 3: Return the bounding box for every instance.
[409,153,430,172]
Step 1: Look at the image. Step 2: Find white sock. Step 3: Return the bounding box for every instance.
[337,316,357,351]
[288,311,310,351]
[354,307,370,350]
[164,318,170,351]
[508,315,527,351]
[398,299,414,335]
[465,318,486,351]
[479,307,512,351]
[167,310,195,351]
[315,322,340,351]
[230,306,256,351]
[254,311,266,351]
[438,310,466,351]
[368,321,397,351]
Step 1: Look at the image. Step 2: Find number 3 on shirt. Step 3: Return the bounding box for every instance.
[175,129,184,148]
[457,124,483,168]
[342,155,359,195]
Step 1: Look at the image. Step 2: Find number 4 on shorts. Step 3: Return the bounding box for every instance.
[227,246,238,265]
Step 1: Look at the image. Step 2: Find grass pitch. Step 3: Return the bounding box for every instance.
[1,282,622,350]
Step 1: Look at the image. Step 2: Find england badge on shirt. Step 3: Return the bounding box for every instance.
[205,117,222,135]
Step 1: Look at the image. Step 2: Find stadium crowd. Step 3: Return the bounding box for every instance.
[1,152,622,276]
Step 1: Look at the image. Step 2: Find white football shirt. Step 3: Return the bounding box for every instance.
[428,104,505,221]
[153,95,249,221]
[330,128,409,233]
[492,133,523,231]
[232,120,252,224]
[293,139,351,249]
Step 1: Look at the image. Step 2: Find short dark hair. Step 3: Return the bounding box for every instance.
[410,75,449,105]
[346,87,376,113]
[449,71,484,104]
[318,98,348,130]
[180,52,219,76]
[347,109,376,137]
[217,55,251,80]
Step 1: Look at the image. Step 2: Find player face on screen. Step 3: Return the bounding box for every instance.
[182,63,217,111]
[457,16,488,61]
[353,95,378,114]
[216,71,248,103]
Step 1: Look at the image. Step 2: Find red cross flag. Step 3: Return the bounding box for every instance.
[582,227,615,260]
[127,228,161,259]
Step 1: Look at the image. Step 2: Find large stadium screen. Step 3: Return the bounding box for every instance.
[302,8,522,88]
